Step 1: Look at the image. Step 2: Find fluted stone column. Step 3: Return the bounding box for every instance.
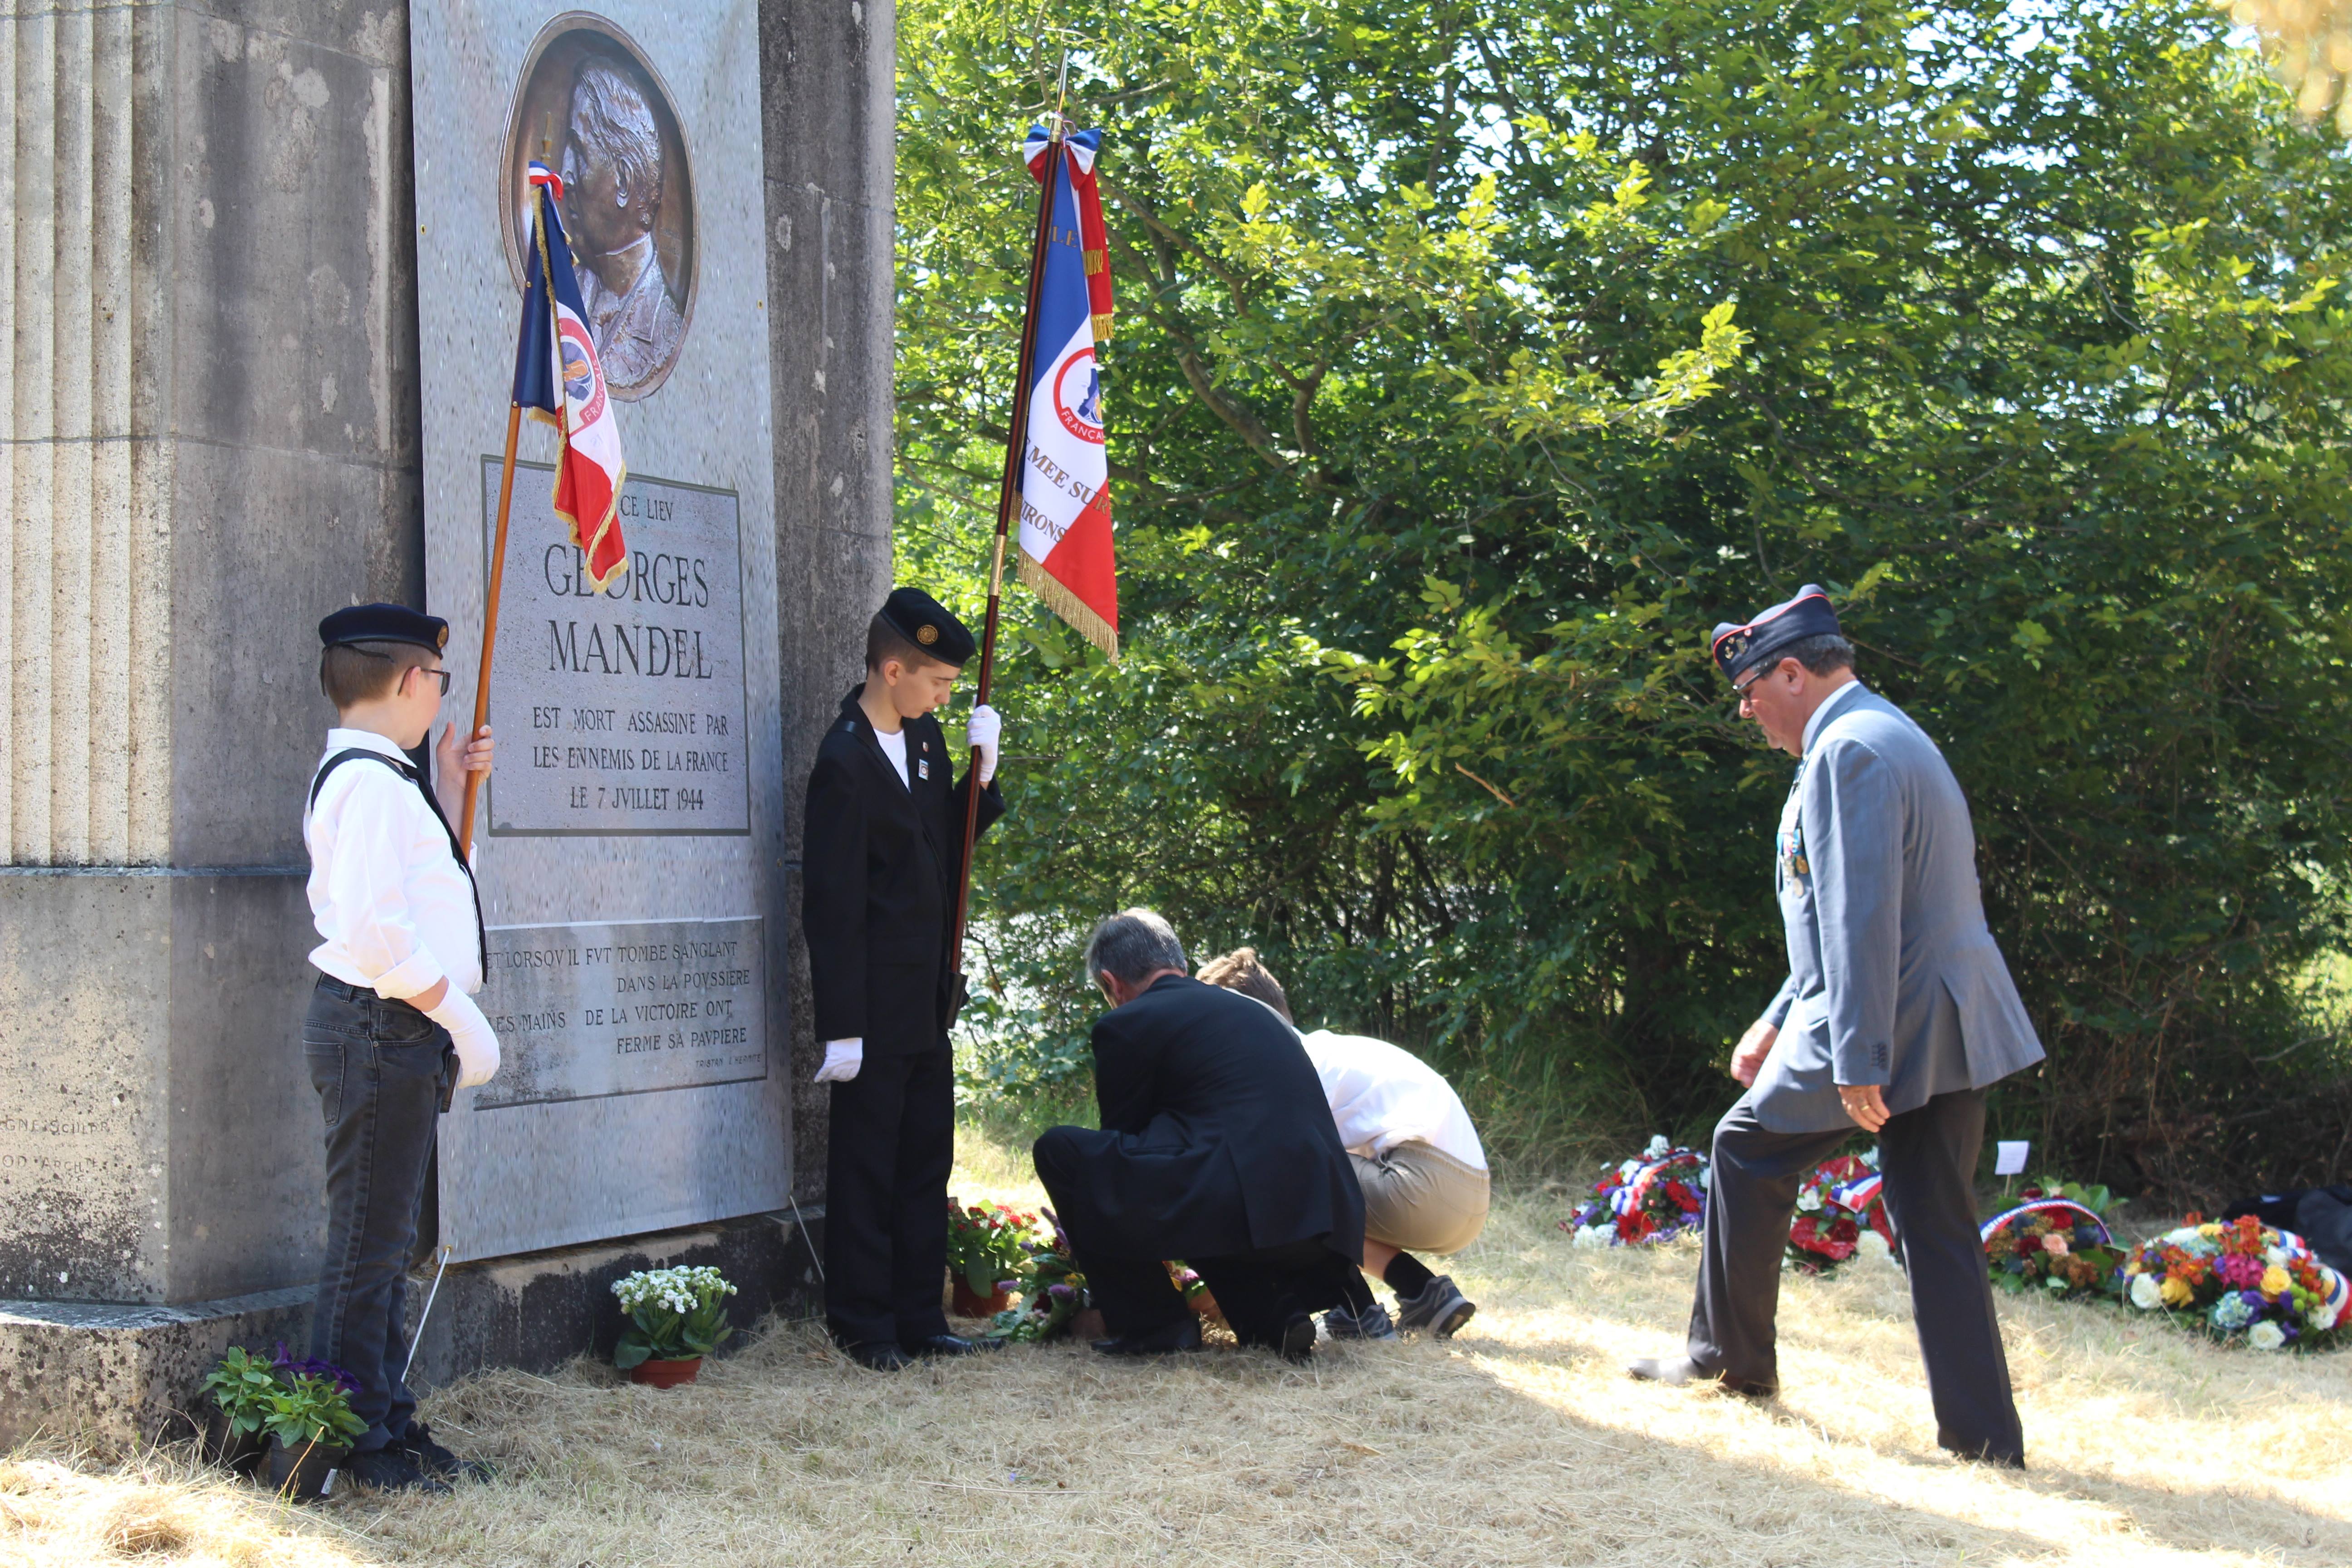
[0,2,422,1317]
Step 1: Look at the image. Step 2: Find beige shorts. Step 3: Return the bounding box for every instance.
[1351,1140,1490,1255]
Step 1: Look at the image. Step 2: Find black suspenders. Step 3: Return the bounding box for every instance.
[308,748,489,975]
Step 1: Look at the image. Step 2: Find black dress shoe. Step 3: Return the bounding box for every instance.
[1277,1309,1317,1364]
[1091,1318,1205,1357]
[902,1333,1002,1357]
[846,1340,916,1372]
[1627,1355,1775,1399]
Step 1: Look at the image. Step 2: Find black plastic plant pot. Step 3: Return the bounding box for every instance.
[201,1414,269,1477]
[267,1436,352,1501]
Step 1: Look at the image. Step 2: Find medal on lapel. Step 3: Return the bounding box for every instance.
[919,759,931,781]
[1781,822,1809,880]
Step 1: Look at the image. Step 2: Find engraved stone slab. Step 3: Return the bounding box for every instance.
[477,916,765,1108]
[483,462,752,836]
[414,0,786,1260]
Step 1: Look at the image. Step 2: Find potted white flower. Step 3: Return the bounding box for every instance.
[611,1265,739,1386]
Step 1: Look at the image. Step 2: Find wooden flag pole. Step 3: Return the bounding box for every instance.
[459,128,555,858]
[950,120,1063,977]
[458,401,524,857]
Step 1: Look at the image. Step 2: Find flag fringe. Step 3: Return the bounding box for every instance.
[1018,552,1119,663]
[1091,311,1114,342]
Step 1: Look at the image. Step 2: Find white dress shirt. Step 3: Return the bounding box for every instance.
[874,725,910,789]
[304,728,483,1000]
[1298,1029,1488,1170]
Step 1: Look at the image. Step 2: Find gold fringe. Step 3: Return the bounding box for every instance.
[1092,311,1115,342]
[1084,249,1108,276]
[1018,551,1119,662]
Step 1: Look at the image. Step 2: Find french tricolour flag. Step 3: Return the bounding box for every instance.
[1014,127,1118,659]
[513,161,628,590]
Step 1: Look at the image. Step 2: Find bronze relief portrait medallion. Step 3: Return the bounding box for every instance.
[503,12,697,402]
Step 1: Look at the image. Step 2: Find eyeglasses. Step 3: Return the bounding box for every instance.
[404,666,453,696]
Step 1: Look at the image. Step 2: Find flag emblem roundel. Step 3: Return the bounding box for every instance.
[558,317,609,428]
[1052,348,1105,445]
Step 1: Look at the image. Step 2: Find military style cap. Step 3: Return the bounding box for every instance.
[318,603,450,654]
[877,586,976,666]
[1710,583,1840,682]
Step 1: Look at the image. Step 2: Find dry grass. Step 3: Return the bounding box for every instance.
[7,1119,2350,1567]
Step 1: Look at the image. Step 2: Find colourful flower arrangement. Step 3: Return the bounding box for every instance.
[1785,1150,1896,1270]
[1560,1136,1710,1246]
[2117,1214,2349,1351]
[946,1200,1045,1297]
[984,1213,1090,1343]
[1982,1180,2124,1297]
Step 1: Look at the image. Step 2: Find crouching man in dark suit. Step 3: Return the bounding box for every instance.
[1034,909,1368,1362]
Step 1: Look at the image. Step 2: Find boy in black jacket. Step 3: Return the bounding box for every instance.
[802,588,1006,1369]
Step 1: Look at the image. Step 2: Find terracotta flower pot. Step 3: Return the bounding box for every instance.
[1069,1308,1107,1342]
[951,1279,1013,1318]
[629,1356,703,1388]
[267,1436,350,1501]
[1186,1289,1220,1318]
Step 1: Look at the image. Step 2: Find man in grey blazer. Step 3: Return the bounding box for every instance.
[1628,584,2043,1469]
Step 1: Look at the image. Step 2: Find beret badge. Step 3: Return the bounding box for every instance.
[916,624,939,646]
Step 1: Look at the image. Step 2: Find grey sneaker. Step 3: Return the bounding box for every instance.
[1394,1274,1476,1338]
[1323,1300,1400,1340]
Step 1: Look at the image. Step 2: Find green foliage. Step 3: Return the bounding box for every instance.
[200,1347,280,1439]
[610,1266,737,1370]
[945,1200,1044,1294]
[259,1374,366,1451]
[899,0,2352,1195]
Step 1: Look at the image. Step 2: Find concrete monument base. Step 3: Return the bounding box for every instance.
[0,1211,823,1455]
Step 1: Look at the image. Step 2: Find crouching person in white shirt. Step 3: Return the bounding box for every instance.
[1200,949,1489,1338]
[302,604,499,1496]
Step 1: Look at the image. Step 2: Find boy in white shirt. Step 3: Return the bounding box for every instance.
[302,604,500,1494]
[1200,948,1488,1338]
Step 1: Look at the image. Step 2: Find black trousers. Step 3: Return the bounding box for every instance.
[1031,1136,1357,1347]
[1688,1087,2025,1464]
[304,977,451,1454]
[824,1044,954,1348]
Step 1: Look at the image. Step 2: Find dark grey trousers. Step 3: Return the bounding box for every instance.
[1687,1087,2024,1464]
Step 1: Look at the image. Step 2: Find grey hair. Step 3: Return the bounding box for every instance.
[570,59,664,216]
[1781,633,1855,676]
[1083,908,1188,987]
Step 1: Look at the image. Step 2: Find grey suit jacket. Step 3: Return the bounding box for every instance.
[1749,685,2044,1133]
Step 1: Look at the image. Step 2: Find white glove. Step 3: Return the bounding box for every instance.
[967,705,1002,786]
[814,1038,864,1083]
[423,988,502,1089]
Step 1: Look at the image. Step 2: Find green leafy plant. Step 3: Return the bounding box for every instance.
[259,1373,366,1451]
[904,0,2352,1196]
[610,1265,738,1370]
[200,1347,280,1440]
[946,1201,1043,1297]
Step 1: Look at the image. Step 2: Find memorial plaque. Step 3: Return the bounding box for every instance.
[414,1,786,1260]
[483,461,751,836]
[477,917,765,1108]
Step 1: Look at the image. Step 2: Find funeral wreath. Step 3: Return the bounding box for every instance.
[1562,1136,1710,1247]
[2117,1215,2349,1351]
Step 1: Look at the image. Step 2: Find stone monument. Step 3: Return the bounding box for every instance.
[0,0,895,1449]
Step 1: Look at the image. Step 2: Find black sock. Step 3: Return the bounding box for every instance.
[1382,1251,1436,1297]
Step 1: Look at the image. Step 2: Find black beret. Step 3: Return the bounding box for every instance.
[1710,583,1840,681]
[877,586,976,666]
[319,603,449,654]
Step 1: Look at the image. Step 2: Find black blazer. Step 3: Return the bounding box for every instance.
[1045,975,1364,1262]
[801,686,1004,1050]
